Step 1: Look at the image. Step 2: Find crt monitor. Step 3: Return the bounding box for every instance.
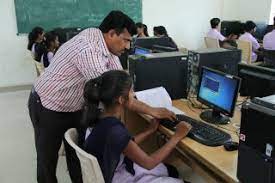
[133,37,172,50]
[197,67,241,124]
[238,63,275,98]
[221,21,244,37]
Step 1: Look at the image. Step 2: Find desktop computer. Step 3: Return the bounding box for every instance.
[188,48,241,95]
[158,66,237,145]
[197,67,241,124]
[237,95,275,183]
[128,51,188,99]
[238,63,275,98]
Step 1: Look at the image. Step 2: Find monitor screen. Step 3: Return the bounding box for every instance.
[134,47,151,55]
[198,67,241,115]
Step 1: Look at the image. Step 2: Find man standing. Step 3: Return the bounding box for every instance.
[28,11,175,183]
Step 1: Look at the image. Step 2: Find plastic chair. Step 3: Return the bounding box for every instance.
[237,40,252,64]
[29,51,44,76]
[204,37,220,48]
[65,128,105,183]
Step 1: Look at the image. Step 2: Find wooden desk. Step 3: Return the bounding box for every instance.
[124,99,241,183]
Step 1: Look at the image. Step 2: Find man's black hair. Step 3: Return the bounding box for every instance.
[210,18,221,28]
[244,21,256,32]
[99,10,137,36]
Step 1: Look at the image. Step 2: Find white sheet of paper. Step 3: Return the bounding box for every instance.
[135,87,185,115]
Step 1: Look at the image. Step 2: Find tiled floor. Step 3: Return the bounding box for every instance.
[0,90,206,183]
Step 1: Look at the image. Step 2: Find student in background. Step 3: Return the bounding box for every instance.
[136,22,149,37]
[239,21,262,62]
[82,70,192,183]
[27,26,45,61]
[41,31,60,68]
[263,16,275,50]
[207,18,238,48]
[207,18,226,41]
[153,26,178,49]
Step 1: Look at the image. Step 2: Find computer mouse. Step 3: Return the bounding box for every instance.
[224,141,239,151]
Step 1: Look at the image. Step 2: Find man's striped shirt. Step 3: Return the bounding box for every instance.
[34,28,122,112]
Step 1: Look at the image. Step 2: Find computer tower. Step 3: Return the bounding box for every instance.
[238,95,275,183]
[128,52,188,99]
[188,48,241,95]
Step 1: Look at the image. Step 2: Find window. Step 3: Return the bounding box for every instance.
[270,0,275,24]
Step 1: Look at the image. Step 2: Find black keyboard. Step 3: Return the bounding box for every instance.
[159,114,231,146]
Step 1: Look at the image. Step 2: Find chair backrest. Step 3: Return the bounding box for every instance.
[204,37,220,48]
[65,128,105,183]
[237,40,252,64]
[34,62,45,76]
[29,51,44,76]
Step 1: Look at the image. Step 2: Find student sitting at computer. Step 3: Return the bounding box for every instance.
[263,16,275,50]
[27,26,46,62]
[207,18,226,42]
[239,21,263,62]
[136,22,149,38]
[82,70,191,183]
[207,18,238,48]
[153,26,178,49]
[41,31,60,68]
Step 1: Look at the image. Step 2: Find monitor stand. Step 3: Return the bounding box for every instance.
[200,109,230,125]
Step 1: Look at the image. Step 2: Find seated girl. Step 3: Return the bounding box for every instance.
[41,31,60,68]
[136,22,149,38]
[82,70,192,183]
[153,26,178,50]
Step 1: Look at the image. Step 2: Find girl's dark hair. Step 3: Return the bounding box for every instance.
[99,10,137,36]
[136,22,149,37]
[82,70,132,128]
[153,26,168,36]
[45,31,58,49]
[27,26,44,50]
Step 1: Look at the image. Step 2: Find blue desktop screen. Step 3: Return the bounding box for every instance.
[198,69,238,112]
[134,47,150,55]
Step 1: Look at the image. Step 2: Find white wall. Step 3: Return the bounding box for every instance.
[222,0,272,23]
[0,0,36,88]
[238,0,272,23]
[222,0,240,20]
[142,0,223,49]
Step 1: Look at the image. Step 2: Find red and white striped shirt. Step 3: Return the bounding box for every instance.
[34,28,123,112]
